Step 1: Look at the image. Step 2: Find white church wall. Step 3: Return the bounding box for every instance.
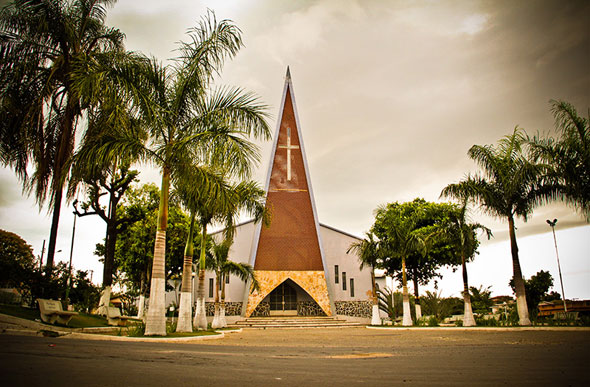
[319,224,372,302]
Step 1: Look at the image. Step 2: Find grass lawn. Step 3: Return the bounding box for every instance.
[105,325,221,338]
[0,304,40,320]
[0,303,109,328]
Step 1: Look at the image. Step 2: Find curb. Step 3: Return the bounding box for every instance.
[365,325,590,331]
[62,331,225,342]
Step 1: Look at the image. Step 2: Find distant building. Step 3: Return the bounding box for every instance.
[538,300,590,318]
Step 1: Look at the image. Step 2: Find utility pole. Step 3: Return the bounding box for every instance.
[64,202,78,307]
[39,240,46,270]
[546,219,567,313]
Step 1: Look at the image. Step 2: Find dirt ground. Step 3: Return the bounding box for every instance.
[1,327,588,386]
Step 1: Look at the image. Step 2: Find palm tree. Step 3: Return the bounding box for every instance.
[0,0,125,274]
[530,100,589,220]
[208,237,259,329]
[347,232,381,325]
[79,12,271,335]
[172,167,231,332]
[373,203,426,326]
[441,128,553,326]
[187,178,269,330]
[444,200,492,326]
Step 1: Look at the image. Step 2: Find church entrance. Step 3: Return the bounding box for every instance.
[269,281,297,316]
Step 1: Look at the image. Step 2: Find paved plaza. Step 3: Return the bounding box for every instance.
[1,327,588,386]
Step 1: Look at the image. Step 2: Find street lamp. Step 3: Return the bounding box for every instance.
[546,218,567,313]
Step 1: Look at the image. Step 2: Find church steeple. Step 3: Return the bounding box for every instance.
[243,68,335,317]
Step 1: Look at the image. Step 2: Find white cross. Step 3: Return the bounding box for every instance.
[278,127,299,181]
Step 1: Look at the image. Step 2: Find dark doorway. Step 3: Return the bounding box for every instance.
[269,280,297,315]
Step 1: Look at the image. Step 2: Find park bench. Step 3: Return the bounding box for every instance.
[106,306,136,326]
[37,299,78,326]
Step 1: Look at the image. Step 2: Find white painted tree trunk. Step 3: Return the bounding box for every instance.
[516,293,531,326]
[211,302,221,329]
[415,304,422,321]
[176,292,193,332]
[144,276,166,335]
[144,229,168,336]
[97,285,111,316]
[402,299,412,326]
[137,294,146,319]
[371,304,381,325]
[194,297,207,330]
[463,297,476,327]
[219,304,227,328]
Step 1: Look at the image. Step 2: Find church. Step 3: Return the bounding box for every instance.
[168,68,377,322]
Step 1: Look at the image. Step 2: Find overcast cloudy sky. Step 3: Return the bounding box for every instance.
[1,0,588,298]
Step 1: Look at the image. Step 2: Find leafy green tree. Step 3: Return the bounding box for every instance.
[79,11,270,336]
[111,184,197,318]
[443,200,492,326]
[373,199,457,323]
[509,270,555,319]
[347,232,382,325]
[372,200,427,326]
[530,100,589,219]
[68,270,100,313]
[208,237,258,329]
[72,165,139,313]
[469,285,494,314]
[0,0,125,274]
[441,128,554,326]
[0,230,36,291]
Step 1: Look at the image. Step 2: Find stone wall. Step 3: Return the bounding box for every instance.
[335,300,372,318]
[205,302,243,316]
[297,300,326,316]
[251,302,270,317]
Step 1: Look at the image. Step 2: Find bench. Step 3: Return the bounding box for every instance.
[106,306,137,326]
[37,299,78,326]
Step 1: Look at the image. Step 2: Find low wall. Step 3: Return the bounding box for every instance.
[334,301,372,318]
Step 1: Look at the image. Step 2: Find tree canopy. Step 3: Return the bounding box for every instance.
[0,229,36,290]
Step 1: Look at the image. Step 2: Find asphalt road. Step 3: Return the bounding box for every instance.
[1,328,588,386]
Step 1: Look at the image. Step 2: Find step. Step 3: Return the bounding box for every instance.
[230,316,365,328]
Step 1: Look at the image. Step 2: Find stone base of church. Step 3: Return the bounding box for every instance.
[335,300,372,318]
[204,302,242,316]
[245,270,332,317]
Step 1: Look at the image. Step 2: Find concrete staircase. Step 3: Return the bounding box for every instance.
[230,316,364,329]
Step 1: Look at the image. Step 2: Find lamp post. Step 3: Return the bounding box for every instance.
[64,202,78,307]
[546,218,567,313]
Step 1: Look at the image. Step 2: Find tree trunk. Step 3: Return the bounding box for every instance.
[144,168,170,336]
[220,274,227,328]
[137,275,147,319]
[176,213,195,332]
[461,252,476,327]
[370,267,380,325]
[193,223,208,330]
[45,188,63,276]
[97,285,111,316]
[413,275,422,321]
[211,272,222,329]
[508,216,531,326]
[103,223,117,288]
[401,256,413,326]
[194,269,208,329]
[102,190,119,289]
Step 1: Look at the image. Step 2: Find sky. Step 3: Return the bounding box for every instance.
[0,0,588,299]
